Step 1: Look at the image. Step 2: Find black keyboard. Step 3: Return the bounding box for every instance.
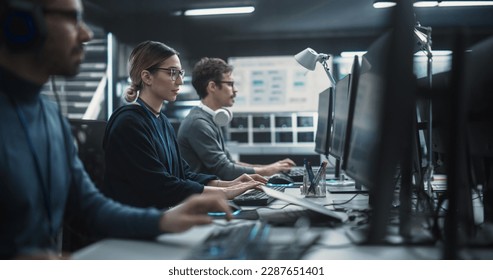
[282,168,304,182]
[282,166,321,182]
[188,222,270,259]
[233,186,285,206]
[187,221,320,260]
[281,166,334,183]
[260,208,342,227]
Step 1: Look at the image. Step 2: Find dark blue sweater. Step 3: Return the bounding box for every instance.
[0,68,163,259]
[102,103,217,209]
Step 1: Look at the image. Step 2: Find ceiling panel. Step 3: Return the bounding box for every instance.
[82,0,493,57]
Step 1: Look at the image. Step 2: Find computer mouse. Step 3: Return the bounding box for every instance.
[267,173,294,185]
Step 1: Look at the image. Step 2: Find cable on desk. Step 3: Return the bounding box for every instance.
[323,193,361,207]
[254,203,296,211]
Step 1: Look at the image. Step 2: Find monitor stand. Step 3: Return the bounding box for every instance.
[326,177,368,194]
[325,158,368,193]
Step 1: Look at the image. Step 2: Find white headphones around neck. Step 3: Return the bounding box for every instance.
[198,103,233,127]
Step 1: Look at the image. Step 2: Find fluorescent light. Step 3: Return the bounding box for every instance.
[373,2,396,8]
[340,51,367,58]
[414,1,439,7]
[184,6,255,16]
[438,1,493,7]
[374,1,493,8]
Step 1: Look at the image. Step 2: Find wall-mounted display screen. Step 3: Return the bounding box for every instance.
[228,56,331,112]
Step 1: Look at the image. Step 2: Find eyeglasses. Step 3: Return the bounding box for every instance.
[149,67,185,81]
[43,8,83,26]
[217,81,235,88]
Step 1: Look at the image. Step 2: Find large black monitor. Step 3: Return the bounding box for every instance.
[438,34,493,257]
[328,74,350,162]
[343,71,387,189]
[325,56,364,193]
[328,55,361,183]
[314,87,333,156]
[325,58,367,195]
[342,1,417,244]
[464,36,493,228]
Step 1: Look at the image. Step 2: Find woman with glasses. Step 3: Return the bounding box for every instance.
[102,41,266,209]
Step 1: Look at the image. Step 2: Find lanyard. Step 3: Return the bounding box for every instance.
[8,96,55,243]
[136,98,174,172]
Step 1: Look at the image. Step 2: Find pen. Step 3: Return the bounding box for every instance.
[306,161,315,184]
[308,160,328,194]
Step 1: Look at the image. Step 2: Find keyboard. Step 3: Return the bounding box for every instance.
[233,186,285,206]
[282,166,321,182]
[281,166,334,183]
[260,208,343,227]
[188,222,270,259]
[187,221,320,259]
[282,167,304,182]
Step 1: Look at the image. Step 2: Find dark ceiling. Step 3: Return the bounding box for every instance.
[83,0,493,60]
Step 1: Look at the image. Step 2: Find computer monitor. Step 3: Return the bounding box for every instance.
[437,34,493,257]
[328,74,350,162]
[463,36,493,226]
[314,87,333,156]
[341,55,361,174]
[342,1,417,244]
[327,56,371,194]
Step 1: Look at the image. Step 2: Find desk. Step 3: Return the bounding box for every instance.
[72,188,493,260]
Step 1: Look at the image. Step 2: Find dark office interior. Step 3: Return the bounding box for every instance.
[6,0,493,262]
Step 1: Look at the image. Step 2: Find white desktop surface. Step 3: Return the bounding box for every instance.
[73,224,216,260]
[72,189,446,260]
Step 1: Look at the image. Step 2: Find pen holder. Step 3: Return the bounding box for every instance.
[301,167,327,198]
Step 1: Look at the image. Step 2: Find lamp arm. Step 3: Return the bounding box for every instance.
[321,58,337,87]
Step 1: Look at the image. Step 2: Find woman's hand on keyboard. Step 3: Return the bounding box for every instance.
[211,173,267,187]
[222,180,264,200]
[232,173,268,184]
[159,193,232,233]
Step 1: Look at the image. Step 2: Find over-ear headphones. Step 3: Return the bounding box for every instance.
[198,103,233,127]
[0,0,46,52]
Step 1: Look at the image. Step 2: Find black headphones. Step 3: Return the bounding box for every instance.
[0,0,46,52]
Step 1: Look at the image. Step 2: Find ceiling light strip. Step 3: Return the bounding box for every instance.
[374,1,493,8]
[184,6,255,16]
[438,1,493,7]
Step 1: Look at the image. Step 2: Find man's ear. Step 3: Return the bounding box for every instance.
[207,80,217,92]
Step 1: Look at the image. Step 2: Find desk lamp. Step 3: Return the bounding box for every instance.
[294,48,342,182]
[294,48,336,87]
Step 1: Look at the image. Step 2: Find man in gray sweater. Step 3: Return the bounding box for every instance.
[178,57,295,180]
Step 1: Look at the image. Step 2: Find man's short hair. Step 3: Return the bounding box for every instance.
[191,57,233,99]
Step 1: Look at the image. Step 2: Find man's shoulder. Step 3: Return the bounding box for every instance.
[182,107,213,125]
[178,108,215,137]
